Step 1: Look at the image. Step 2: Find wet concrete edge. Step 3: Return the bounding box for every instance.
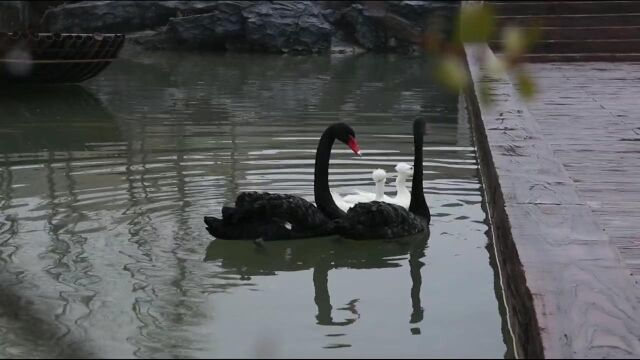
[463,43,640,359]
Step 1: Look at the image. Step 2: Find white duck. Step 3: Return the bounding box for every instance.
[344,162,414,209]
[386,162,413,209]
[331,168,387,212]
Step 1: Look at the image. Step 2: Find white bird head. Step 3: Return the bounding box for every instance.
[371,168,387,183]
[394,162,413,176]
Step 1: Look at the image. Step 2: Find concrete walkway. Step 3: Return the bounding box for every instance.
[465,44,640,358]
[524,62,640,278]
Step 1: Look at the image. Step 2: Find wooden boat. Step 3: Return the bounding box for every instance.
[0,31,125,83]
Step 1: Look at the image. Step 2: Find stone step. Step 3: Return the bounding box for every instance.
[497,52,640,62]
[509,26,640,41]
[496,13,640,28]
[491,39,640,54]
[489,1,640,16]
[488,1,640,62]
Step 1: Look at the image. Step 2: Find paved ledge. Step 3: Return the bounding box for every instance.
[522,62,640,279]
[463,43,640,358]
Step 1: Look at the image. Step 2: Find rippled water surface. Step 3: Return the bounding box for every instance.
[0,53,511,358]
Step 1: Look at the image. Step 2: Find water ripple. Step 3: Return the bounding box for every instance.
[0,53,507,358]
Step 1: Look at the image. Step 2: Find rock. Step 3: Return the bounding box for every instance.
[0,1,70,32]
[335,1,459,53]
[340,4,387,51]
[320,9,339,24]
[387,1,460,42]
[242,1,333,54]
[316,1,354,12]
[163,1,251,50]
[40,1,228,34]
[38,0,459,55]
[42,1,178,33]
[170,1,225,17]
[132,1,333,54]
[126,28,169,51]
[0,2,24,32]
[330,35,366,55]
[387,1,458,24]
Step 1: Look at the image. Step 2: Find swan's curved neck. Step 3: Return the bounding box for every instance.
[314,128,345,220]
[408,125,430,221]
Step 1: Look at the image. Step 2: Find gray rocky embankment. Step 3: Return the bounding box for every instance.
[1,1,459,56]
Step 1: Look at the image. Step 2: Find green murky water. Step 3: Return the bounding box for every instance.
[0,53,511,358]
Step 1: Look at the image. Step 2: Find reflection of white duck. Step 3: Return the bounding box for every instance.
[344,162,414,209]
[332,169,387,213]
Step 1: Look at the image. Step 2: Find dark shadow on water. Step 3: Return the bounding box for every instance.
[0,85,119,153]
[0,84,119,358]
[205,231,430,329]
[95,53,457,125]
[0,283,95,358]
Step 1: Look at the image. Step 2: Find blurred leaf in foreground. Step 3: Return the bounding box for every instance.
[436,54,469,93]
[502,26,527,58]
[430,1,539,103]
[486,55,507,77]
[502,24,542,64]
[457,3,495,43]
[516,70,536,100]
[478,79,492,106]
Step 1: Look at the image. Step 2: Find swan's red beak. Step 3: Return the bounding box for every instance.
[347,136,361,156]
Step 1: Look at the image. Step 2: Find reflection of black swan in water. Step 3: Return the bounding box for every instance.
[335,118,431,240]
[204,123,361,241]
[204,231,429,327]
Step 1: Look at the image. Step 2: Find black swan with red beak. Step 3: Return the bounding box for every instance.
[204,122,361,241]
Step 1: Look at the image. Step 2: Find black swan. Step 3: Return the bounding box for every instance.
[204,122,360,241]
[334,118,431,240]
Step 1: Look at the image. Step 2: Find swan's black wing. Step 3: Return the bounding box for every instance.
[204,216,291,240]
[204,191,333,241]
[334,201,428,240]
[231,192,330,230]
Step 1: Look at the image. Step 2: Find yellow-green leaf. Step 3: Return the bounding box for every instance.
[479,80,493,106]
[486,55,506,76]
[435,55,469,93]
[458,3,495,43]
[502,26,527,57]
[516,71,536,100]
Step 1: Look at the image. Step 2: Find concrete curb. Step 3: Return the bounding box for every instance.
[463,43,640,358]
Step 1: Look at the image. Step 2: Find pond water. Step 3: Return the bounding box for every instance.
[0,53,512,358]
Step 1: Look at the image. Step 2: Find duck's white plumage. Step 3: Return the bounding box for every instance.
[331,168,387,212]
[342,162,413,209]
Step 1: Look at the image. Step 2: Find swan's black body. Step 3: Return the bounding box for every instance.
[336,118,431,240]
[204,123,358,241]
[334,201,428,240]
[204,192,333,240]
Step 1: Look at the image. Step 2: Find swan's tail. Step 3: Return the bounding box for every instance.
[204,216,224,236]
[204,215,290,240]
[204,215,254,240]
